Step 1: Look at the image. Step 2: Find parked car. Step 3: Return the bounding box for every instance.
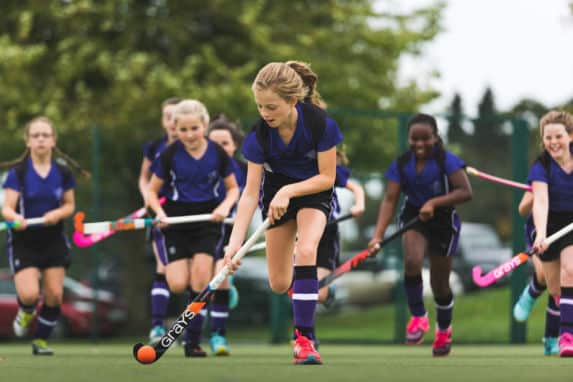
[452,222,512,291]
[0,269,128,338]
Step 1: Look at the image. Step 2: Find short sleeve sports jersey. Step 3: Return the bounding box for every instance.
[385,149,465,207]
[3,157,76,218]
[143,136,170,197]
[216,157,246,202]
[528,158,573,212]
[152,139,233,203]
[330,164,350,218]
[242,102,343,180]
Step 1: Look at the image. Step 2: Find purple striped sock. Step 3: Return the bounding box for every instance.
[210,290,230,335]
[292,266,318,339]
[435,294,454,331]
[560,287,573,336]
[185,290,206,346]
[151,274,170,327]
[545,295,560,338]
[528,277,545,299]
[34,305,60,340]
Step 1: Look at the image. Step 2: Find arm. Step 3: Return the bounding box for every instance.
[368,180,401,252]
[268,146,336,223]
[419,169,473,221]
[531,181,549,252]
[346,179,365,217]
[518,191,533,217]
[43,189,75,225]
[212,174,239,221]
[1,189,26,229]
[225,161,263,262]
[138,157,152,205]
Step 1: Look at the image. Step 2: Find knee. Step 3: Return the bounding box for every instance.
[295,243,316,264]
[269,278,291,294]
[561,262,573,284]
[43,288,63,306]
[167,279,188,294]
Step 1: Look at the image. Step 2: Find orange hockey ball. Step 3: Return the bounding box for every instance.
[137,345,156,364]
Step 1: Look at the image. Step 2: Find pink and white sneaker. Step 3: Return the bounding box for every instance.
[293,330,322,365]
[559,332,573,357]
[405,315,430,345]
[432,327,452,356]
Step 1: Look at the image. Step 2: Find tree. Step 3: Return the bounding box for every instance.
[446,93,466,144]
[0,0,446,331]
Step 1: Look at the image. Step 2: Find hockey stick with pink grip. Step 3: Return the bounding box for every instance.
[473,219,573,287]
[466,166,532,191]
[72,197,166,248]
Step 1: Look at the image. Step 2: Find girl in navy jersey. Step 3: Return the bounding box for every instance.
[528,110,573,357]
[368,113,472,357]
[513,191,559,355]
[206,114,247,356]
[317,149,365,305]
[146,99,239,357]
[224,61,343,365]
[138,97,181,344]
[1,117,83,355]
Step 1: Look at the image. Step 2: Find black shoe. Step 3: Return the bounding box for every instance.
[184,344,207,358]
[32,339,54,356]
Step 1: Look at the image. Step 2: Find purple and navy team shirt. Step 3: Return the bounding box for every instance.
[2,157,76,218]
[242,102,343,180]
[385,149,466,207]
[152,139,232,203]
[329,164,350,219]
[528,158,573,212]
[143,135,170,197]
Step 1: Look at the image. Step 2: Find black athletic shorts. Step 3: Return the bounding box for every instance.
[537,211,573,262]
[316,224,340,270]
[161,199,223,262]
[8,228,71,274]
[261,171,332,228]
[399,202,461,257]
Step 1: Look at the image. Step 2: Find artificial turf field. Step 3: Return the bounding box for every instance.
[1,343,572,382]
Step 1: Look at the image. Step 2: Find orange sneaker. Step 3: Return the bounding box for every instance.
[405,315,430,344]
[293,330,322,365]
[432,327,452,356]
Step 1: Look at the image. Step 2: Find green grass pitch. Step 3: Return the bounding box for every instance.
[1,342,572,382]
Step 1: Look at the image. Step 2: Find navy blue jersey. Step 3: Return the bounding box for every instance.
[330,164,350,218]
[528,158,573,212]
[152,139,233,203]
[143,136,170,197]
[216,157,246,202]
[385,149,465,207]
[3,157,76,218]
[242,102,343,180]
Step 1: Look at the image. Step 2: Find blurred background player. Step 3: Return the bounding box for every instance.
[368,113,472,357]
[528,110,573,357]
[1,117,87,355]
[206,114,247,355]
[138,97,181,344]
[513,191,559,355]
[147,99,239,357]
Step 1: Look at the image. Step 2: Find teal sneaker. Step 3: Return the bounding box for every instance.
[209,333,230,356]
[543,337,559,356]
[149,325,166,345]
[32,339,54,356]
[513,286,537,322]
[229,276,239,310]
